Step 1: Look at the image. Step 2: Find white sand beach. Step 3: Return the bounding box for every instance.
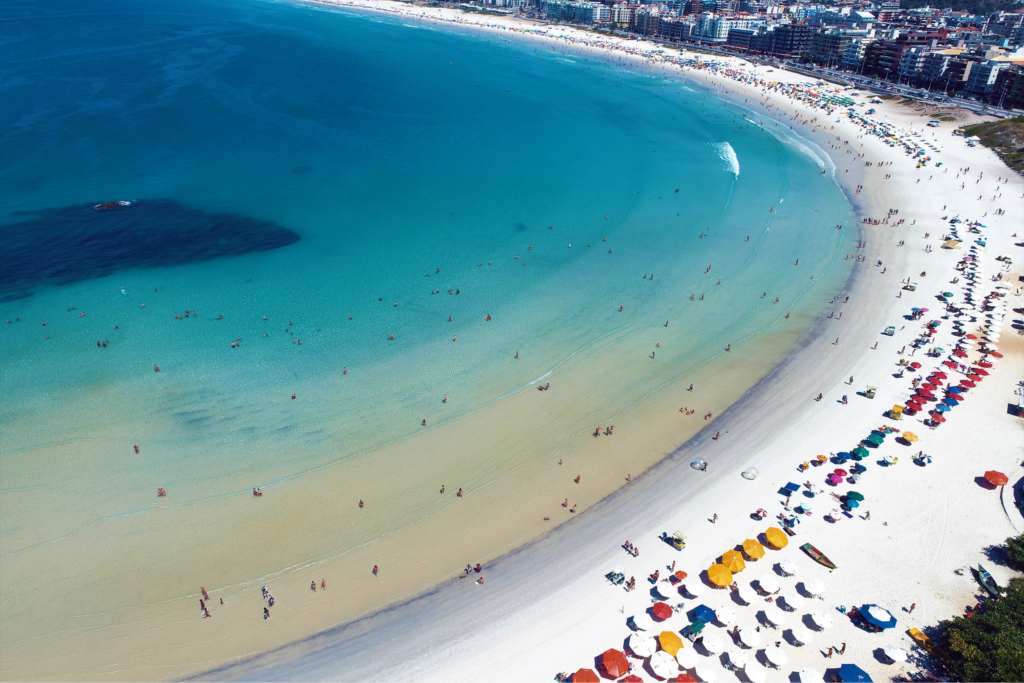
[189,3,1024,681]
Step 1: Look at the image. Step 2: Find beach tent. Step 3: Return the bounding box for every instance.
[675,646,698,669]
[861,604,897,630]
[743,539,766,560]
[765,527,788,548]
[985,471,1009,486]
[809,610,833,629]
[600,649,630,679]
[628,633,657,657]
[571,668,600,683]
[837,663,873,681]
[659,631,684,656]
[693,604,716,624]
[707,564,733,587]
[653,602,674,620]
[694,662,718,682]
[722,550,746,573]
[650,651,678,679]
[798,668,823,682]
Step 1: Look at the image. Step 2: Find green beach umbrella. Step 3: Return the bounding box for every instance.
[942,292,954,298]
[847,491,865,501]
[852,446,869,458]
[867,433,885,445]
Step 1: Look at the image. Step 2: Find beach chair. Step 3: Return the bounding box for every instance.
[882,326,895,336]
[605,570,625,586]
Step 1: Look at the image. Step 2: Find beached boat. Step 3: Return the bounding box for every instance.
[976,564,999,598]
[800,542,837,569]
[94,200,133,210]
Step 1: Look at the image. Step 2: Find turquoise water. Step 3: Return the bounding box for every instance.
[0,0,853,671]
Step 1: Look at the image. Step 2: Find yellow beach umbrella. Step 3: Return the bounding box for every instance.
[708,563,733,587]
[722,549,746,573]
[659,630,684,656]
[903,432,919,443]
[742,538,766,560]
[765,527,789,549]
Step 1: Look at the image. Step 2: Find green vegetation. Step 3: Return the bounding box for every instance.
[961,116,1024,174]
[939,578,1024,682]
[901,0,1024,15]
[1007,533,1024,572]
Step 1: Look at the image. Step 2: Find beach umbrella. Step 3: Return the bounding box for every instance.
[828,473,843,485]
[909,362,922,369]
[883,646,908,663]
[765,527,788,549]
[916,389,934,398]
[632,611,656,631]
[790,625,814,645]
[935,404,950,412]
[736,583,757,604]
[650,650,679,679]
[967,374,981,381]
[675,646,698,670]
[861,604,898,630]
[693,604,716,624]
[742,467,759,480]
[929,377,944,385]
[837,663,872,682]
[804,578,826,597]
[722,550,746,573]
[867,433,885,445]
[779,559,799,576]
[816,455,828,462]
[725,649,749,669]
[931,414,946,423]
[738,627,762,648]
[964,333,978,339]
[782,591,805,610]
[944,360,958,368]
[572,669,600,683]
[932,371,947,379]
[743,539,766,560]
[716,607,736,626]
[621,676,644,683]
[691,458,708,471]
[707,564,733,587]
[693,662,718,682]
[701,633,724,654]
[600,649,630,679]
[660,631,684,656]
[942,398,959,406]
[763,608,787,629]
[974,368,989,376]
[960,380,976,388]
[953,349,968,358]
[990,352,1004,358]
[834,468,848,477]
[675,570,689,581]
[978,361,992,368]
[921,383,936,391]
[758,573,780,594]
[685,582,705,598]
[674,674,698,683]
[798,668,823,682]
[809,610,833,629]
[745,662,768,683]
[653,602,674,621]
[948,386,963,393]
[763,644,788,667]
[852,446,869,458]
[846,491,865,501]
[847,499,860,509]
[985,471,1009,486]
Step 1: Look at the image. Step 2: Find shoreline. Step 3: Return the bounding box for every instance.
[193,3,1024,681]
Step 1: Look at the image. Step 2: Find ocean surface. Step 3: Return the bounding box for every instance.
[0,0,854,677]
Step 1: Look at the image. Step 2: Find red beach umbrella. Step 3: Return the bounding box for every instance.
[932,371,947,379]
[917,389,934,398]
[600,649,630,679]
[921,383,937,391]
[984,471,1009,487]
[834,469,848,477]
[974,368,989,376]
[909,362,922,369]
[990,352,1003,358]
[978,361,993,368]
[931,414,946,422]
[930,378,944,386]
[967,374,981,382]
[908,396,924,405]
[652,602,673,620]
[622,677,644,683]
[675,675,699,683]
[953,350,968,358]
[965,334,978,340]
[572,669,600,683]
[944,360,958,368]
[960,381,976,388]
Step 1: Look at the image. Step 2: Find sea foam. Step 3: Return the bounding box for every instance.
[709,142,739,177]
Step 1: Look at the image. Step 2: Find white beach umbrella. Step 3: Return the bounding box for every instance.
[884,646,909,663]
[628,633,657,657]
[737,583,758,604]
[763,644,788,667]
[716,607,737,626]
[686,581,706,598]
[798,667,824,682]
[779,560,799,576]
[694,661,719,682]
[738,628,762,648]
[803,579,825,597]
[763,609,787,629]
[790,625,814,645]
[702,633,725,655]
[809,610,834,630]
[745,661,768,683]
[650,650,679,679]
[757,574,780,594]
[676,646,698,669]
[726,649,750,669]
[632,611,655,631]
[782,592,806,611]
[983,343,998,350]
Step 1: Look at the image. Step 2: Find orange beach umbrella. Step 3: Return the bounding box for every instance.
[722,549,746,573]
[708,563,733,587]
[572,668,600,683]
[600,649,629,679]
[985,471,1009,486]
[742,538,766,559]
[765,527,789,549]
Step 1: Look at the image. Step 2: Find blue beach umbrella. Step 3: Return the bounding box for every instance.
[942,397,959,406]
[948,386,962,394]
[693,604,716,624]
[935,404,951,412]
[846,499,860,508]
[860,604,897,630]
[838,663,873,682]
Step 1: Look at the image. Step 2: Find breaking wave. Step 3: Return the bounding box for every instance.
[709,142,739,177]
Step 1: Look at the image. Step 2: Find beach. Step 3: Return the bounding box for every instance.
[1,1,1022,681]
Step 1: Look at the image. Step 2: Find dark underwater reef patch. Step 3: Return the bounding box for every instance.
[0,199,300,300]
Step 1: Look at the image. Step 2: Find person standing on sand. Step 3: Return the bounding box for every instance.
[712,513,718,523]
[864,511,870,520]
[839,643,846,655]
[825,647,833,658]
[908,603,916,613]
